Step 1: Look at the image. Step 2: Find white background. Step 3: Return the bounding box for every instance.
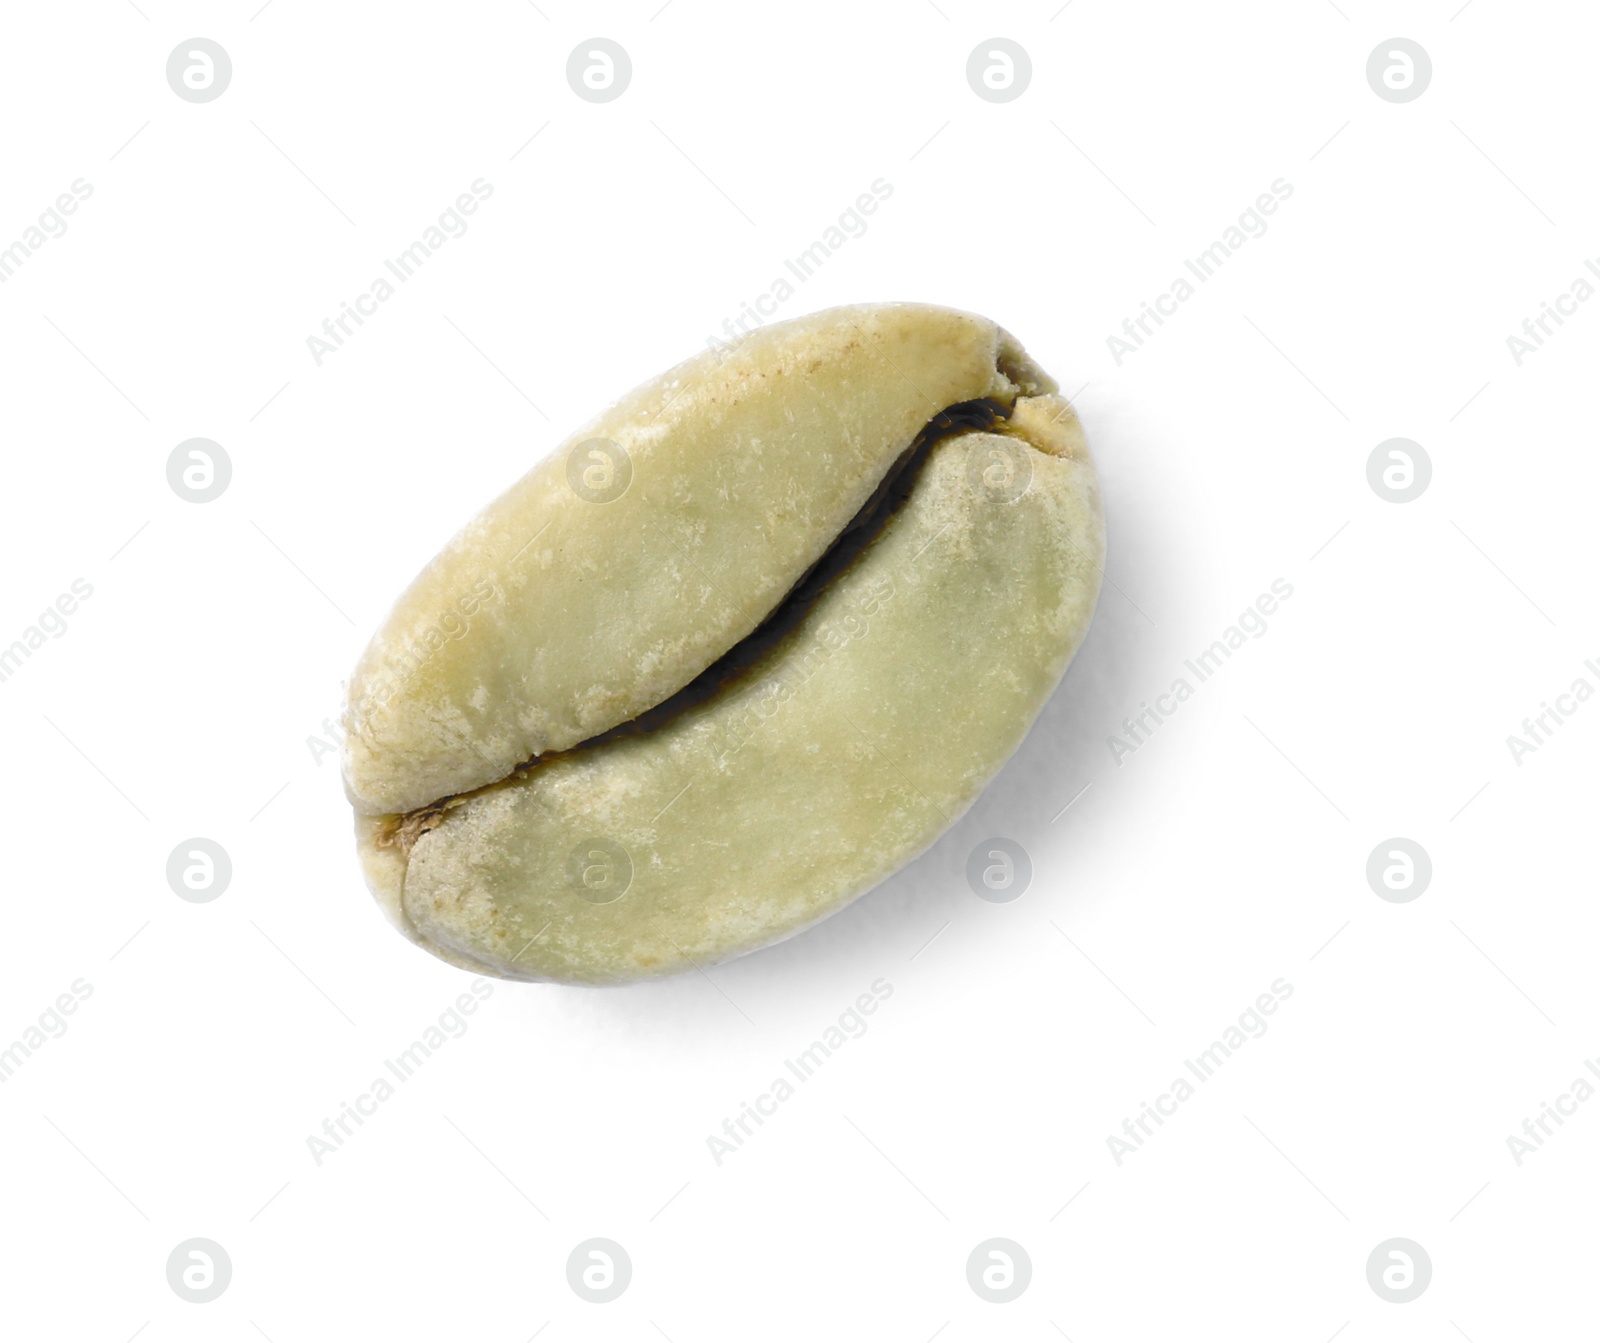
[0,1,1594,1338]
